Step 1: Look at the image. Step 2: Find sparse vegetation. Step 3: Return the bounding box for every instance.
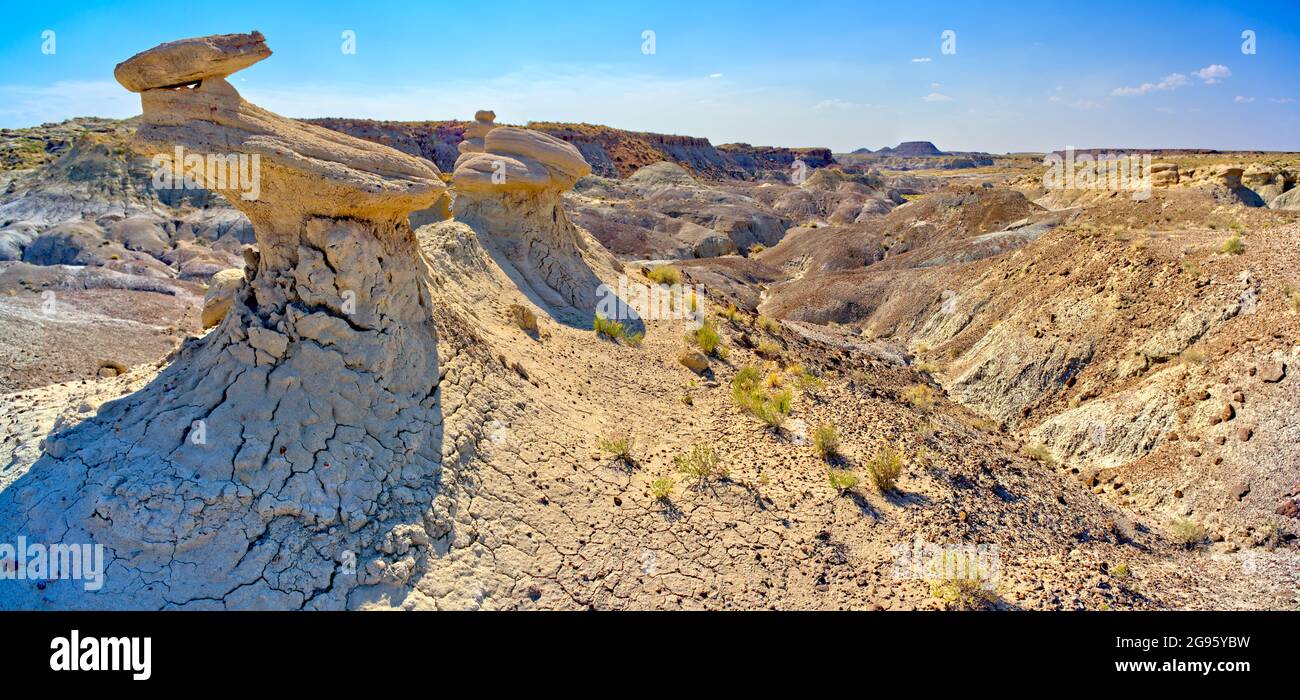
[594,314,641,346]
[651,477,675,502]
[756,315,781,334]
[748,243,766,254]
[827,468,858,495]
[756,340,782,359]
[674,444,727,488]
[1179,348,1207,364]
[1171,517,1205,548]
[731,366,793,429]
[812,422,840,460]
[646,265,681,285]
[687,321,722,355]
[1283,284,1300,314]
[902,384,937,412]
[1023,443,1056,465]
[930,574,996,609]
[717,303,743,323]
[1219,235,1245,255]
[598,433,636,463]
[865,446,904,492]
[1112,562,1130,578]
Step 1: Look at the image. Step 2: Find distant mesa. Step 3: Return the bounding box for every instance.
[873,141,945,157]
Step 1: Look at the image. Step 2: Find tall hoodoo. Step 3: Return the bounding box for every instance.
[451,112,600,313]
[0,33,452,609]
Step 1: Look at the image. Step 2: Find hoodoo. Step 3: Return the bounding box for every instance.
[0,32,454,609]
[451,111,600,314]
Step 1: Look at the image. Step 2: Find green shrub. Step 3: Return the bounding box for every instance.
[647,266,681,285]
[813,422,840,460]
[756,316,781,334]
[1023,443,1056,465]
[651,477,675,502]
[930,574,996,609]
[594,314,625,340]
[594,314,642,346]
[866,446,904,492]
[1171,518,1205,548]
[827,468,858,495]
[718,304,743,323]
[731,367,792,429]
[1219,235,1245,255]
[1112,562,1130,578]
[598,434,636,462]
[688,322,722,355]
[902,384,937,412]
[756,341,782,359]
[748,243,766,254]
[675,444,727,488]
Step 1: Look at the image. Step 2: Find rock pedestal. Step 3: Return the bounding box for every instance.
[0,33,451,609]
[451,113,598,311]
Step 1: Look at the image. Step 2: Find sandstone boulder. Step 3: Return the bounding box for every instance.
[114,31,272,92]
[201,267,245,328]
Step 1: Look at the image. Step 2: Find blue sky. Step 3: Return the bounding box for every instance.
[1,0,1297,152]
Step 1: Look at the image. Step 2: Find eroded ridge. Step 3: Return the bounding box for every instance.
[451,111,601,313]
[0,32,458,609]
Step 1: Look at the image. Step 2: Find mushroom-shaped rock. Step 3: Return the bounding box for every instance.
[114,31,272,92]
[0,33,455,610]
[450,113,601,312]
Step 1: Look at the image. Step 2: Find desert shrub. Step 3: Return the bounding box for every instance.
[647,265,681,285]
[675,444,727,488]
[1180,348,1206,364]
[718,303,743,323]
[1112,562,1130,578]
[1023,443,1056,465]
[651,477,675,502]
[1171,517,1205,548]
[866,446,904,492]
[598,433,636,462]
[594,314,624,340]
[748,243,766,254]
[930,574,996,609]
[1283,284,1300,314]
[1220,235,1245,255]
[902,384,937,412]
[914,361,940,375]
[688,321,722,355]
[827,468,858,495]
[813,422,840,460]
[756,340,782,359]
[756,316,781,334]
[731,367,792,429]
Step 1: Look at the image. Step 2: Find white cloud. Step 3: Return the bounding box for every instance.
[911,57,932,63]
[813,98,857,111]
[1234,95,1255,103]
[1194,64,1231,84]
[0,80,140,126]
[923,92,952,102]
[1269,97,1296,104]
[930,82,942,89]
[709,73,723,79]
[1112,73,1188,96]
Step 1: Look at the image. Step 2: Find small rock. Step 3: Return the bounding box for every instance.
[1232,482,1251,501]
[1260,362,1286,383]
[677,350,709,375]
[1237,426,1253,442]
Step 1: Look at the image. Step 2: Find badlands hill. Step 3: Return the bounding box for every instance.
[0,32,1297,610]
